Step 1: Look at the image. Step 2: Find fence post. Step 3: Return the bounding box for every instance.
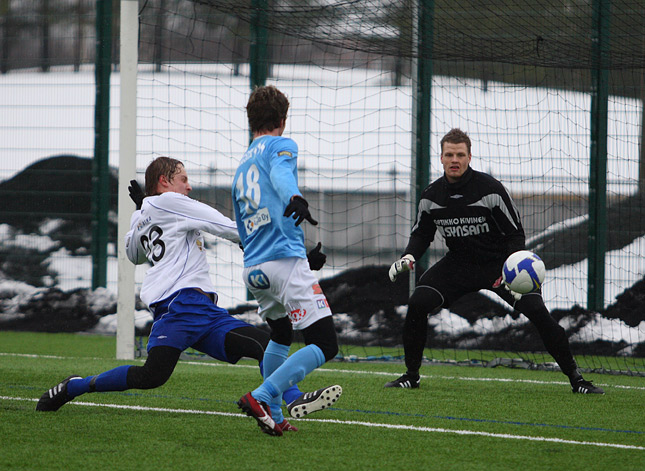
[588,0,610,311]
[0,0,9,74]
[250,0,268,92]
[40,0,50,72]
[91,0,112,290]
[411,0,434,280]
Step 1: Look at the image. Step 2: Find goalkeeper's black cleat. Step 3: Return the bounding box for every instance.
[571,378,605,395]
[384,373,420,389]
[287,385,342,418]
[36,375,82,411]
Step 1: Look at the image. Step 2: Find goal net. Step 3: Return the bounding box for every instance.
[122,0,645,375]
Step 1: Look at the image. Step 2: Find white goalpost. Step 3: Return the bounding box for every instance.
[116,0,139,360]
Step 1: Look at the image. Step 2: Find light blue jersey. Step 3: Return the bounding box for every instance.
[232,135,307,267]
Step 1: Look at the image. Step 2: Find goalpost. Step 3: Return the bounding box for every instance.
[116,0,138,359]
[116,0,645,375]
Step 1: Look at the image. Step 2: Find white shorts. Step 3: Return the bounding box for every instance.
[243,257,332,330]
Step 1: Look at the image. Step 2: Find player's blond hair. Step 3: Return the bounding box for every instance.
[145,156,184,196]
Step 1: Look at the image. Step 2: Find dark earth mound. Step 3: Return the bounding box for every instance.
[0,155,118,250]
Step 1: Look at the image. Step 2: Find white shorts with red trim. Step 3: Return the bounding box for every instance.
[243,257,332,330]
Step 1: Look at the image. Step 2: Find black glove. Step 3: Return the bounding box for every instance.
[283,196,318,226]
[307,242,326,271]
[128,179,145,210]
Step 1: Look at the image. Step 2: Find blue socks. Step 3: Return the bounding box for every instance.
[67,365,131,398]
[261,341,290,422]
[263,344,302,405]
[282,385,302,405]
[262,341,290,378]
[253,344,325,406]
[64,342,322,423]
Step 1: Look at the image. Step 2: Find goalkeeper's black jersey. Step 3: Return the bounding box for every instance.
[404,167,525,264]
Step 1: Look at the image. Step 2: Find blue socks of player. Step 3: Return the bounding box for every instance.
[259,341,304,405]
[262,340,290,379]
[253,343,325,405]
[261,340,290,421]
[66,365,131,398]
[282,384,301,405]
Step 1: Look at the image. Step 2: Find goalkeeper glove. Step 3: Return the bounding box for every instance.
[284,195,318,226]
[128,180,145,210]
[493,276,522,301]
[388,254,415,282]
[307,242,326,271]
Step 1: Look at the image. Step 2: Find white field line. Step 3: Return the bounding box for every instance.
[1,395,643,451]
[2,351,645,391]
[186,362,645,390]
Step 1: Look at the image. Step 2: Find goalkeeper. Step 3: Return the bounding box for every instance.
[36,157,337,430]
[385,128,603,394]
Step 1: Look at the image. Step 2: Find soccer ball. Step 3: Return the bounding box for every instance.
[502,250,546,294]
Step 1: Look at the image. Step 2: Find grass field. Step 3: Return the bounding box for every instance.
[1,331,644,471]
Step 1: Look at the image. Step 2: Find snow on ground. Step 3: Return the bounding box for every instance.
[1,215,644,346]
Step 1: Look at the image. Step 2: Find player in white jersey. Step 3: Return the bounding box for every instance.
[35,157,325,430]
[233,85,342,436]
[129,161,240,307]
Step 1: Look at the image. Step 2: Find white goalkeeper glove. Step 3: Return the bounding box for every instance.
[389,254,415,282]
[493,276,522,301]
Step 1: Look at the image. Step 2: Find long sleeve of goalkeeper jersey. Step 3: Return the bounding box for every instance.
[403,227,434,261]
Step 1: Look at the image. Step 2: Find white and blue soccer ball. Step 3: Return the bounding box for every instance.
[502,250,546,294]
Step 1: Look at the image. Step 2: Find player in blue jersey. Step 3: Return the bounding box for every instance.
[35,157,334,431]
[233,85,342,436]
